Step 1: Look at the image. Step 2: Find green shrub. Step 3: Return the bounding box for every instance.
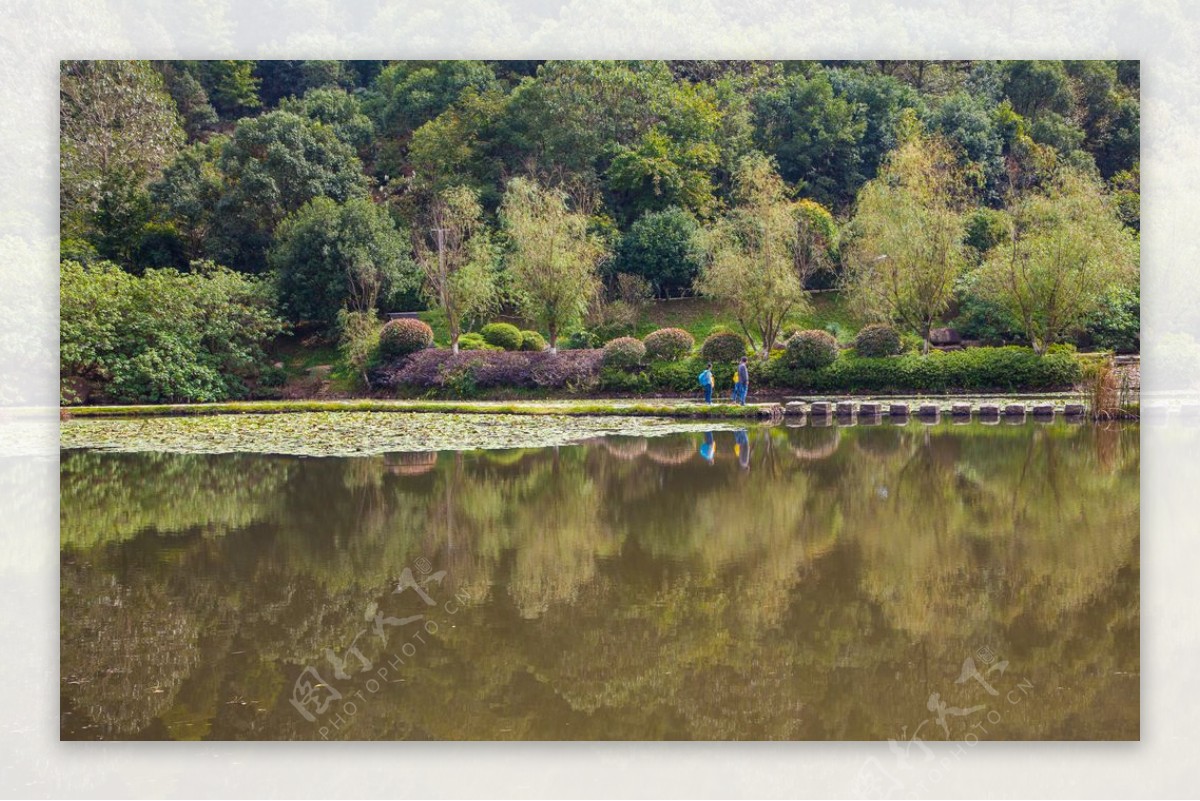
[563,330,600,350]
[519,330,547,351]
[853,323,902,357]
[602,336,647,369]
[480,322,524,351]
[647,358,706,393]
[337,309,382,386]
[700,330,748,362]
[378,318,434,358]
[59,260,285,404]
[599,366,652,392]
[458,332,498,351]
[785,330,839,369]
[643,327,694,361]
[760,346,1080,392]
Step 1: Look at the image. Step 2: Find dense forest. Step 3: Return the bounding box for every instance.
[59,60,1140,403]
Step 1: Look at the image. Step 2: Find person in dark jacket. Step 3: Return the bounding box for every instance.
[735,356,750,405]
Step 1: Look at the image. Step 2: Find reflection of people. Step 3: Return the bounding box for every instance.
[734,356,750,405]
[734,429,750,469]
[699,431,716,464]
[698,363,714,404]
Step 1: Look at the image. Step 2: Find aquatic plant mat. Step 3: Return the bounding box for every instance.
[60,411,744,457]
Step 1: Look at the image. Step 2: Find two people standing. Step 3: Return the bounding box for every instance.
[697,356,750,405]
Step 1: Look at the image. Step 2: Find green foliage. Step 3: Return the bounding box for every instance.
[852,323,902,357]
[270,196,417,327]
[842,127,967,348]
[481,322,523,351]
[963,207,1010,256]
[784,329,840,369]
[760,346,1081,392]
[208,110,370,270]
[613,207,706,297]
[457,332,497,351]
[601,336,647,370]
[1080,285,1140,353]
[642,327,695,361]
[519,331,547,351]
[60,260,285,404]
[414,185,500,351]
[700,330,748,363]
[60,60,184,260]
[501,177,608,351]
[752,69,866,208]
[976,168,1138,352]
[279,88,374,152]
[199,60,261,117]
[698,155,811,354]
[378,318,434,358]
[337,309,382,386]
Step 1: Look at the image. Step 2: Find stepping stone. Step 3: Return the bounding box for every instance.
[950,402,972,417]
[858,402,882,416]
[978,403,1000,419]
[1003,403,1026,416]
[888,403,910,417]
[1031,403,1055,417]
[809,401,833,416]
[916,403,940,417]
[836,401,855,417]
[1063,403,1086,417]
[784,401,807,416]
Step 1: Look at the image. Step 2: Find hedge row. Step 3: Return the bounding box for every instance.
[374,346,1081,396]
[758,347,1081,392]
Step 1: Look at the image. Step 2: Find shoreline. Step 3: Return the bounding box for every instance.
[62,395,1140,421]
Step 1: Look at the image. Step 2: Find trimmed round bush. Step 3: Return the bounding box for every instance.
[785,329,840,369]
[700,330,748,363]
[602,336,647,369]
[457,332,498,351]
[480,322,523,351]
[642,327,694,361]
[853,323,902,357]
[519,330,547,351]
[379,318,434,358]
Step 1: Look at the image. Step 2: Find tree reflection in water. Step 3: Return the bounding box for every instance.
[60,420,1139,740]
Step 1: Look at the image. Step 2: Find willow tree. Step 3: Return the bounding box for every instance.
[697,156,810,356]
[500,177,607,353]
[415,186,498,353]
[842,129,966,352]
[976,168,1138,354]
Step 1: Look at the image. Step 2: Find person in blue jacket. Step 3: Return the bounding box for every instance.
[698,362,714,404]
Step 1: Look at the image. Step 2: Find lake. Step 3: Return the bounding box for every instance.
[60,416,1139,740]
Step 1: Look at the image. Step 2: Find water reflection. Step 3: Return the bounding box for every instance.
[60,421,1139,741]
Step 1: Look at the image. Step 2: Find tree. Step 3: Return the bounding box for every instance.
[155,63,218,140]
[60,61,184,251]
[415,186,499,353]
[60,260,284,404]
[697,156,810,356]
[751,69,866,208]
[975,169,1138,353]
[199,60,261,118]
[613,207,706,298]
[270,197,417,327]
[279,88,375,153]
[842,125,967,351]
[501,177,608,353]
[209,110,369,270]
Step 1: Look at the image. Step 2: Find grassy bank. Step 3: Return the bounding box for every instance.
[65,398,775,420]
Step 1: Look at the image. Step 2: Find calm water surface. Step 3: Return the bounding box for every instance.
[60,419,1139,740]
